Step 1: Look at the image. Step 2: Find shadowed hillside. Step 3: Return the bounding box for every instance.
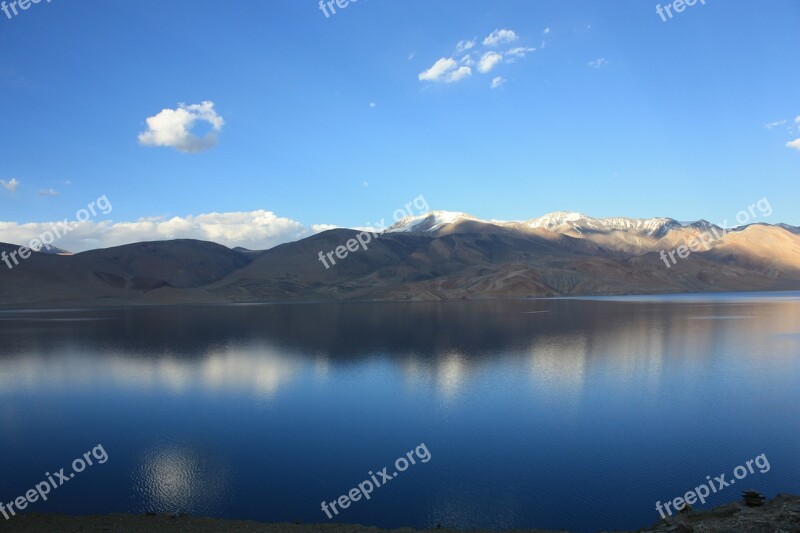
[1,213,799,308]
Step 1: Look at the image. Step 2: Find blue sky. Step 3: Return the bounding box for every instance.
[1,0,799,250]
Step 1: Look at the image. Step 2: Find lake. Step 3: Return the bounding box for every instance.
[0,293,798,531]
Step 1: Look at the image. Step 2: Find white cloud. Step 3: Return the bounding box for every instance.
[491,77,506,89]
[505,46,536,60]
[455,38,476,54]
[311,224,338,233]
[362,181,369,188]
[38,188,60,197]
[0,178,19,193]
[369,102,377,108]
[588,58,609,69]
[138,101,224,153]
[418,28,540,87]
[781,117,800,150]
[419,58,456,81]
[483,29,518,47]
[478,52,503,74]
[0,210,329,253]
[447,67,472,82]
[540,27,551,49]
[765,119,787,129]
[418,57,472,83]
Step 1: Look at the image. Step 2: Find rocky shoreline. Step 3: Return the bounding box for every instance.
[0,494,797,533]
[635,493,800,532]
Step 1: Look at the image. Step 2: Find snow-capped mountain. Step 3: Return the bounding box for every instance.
[521,211,684,236]
[385,211,800,255]
[386,210,690,237]
[380,210,791,257]
[2,210,799,307]
[386,211,479,233]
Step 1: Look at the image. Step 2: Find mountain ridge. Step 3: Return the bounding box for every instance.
[1,211,799,308]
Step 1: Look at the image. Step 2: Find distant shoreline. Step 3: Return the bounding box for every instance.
[0,288,798,312]
[1,494,798,532]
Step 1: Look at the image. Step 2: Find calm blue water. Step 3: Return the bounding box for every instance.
[0,293,799,531]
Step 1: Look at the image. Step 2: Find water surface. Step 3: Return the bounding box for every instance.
[1,293,799,531]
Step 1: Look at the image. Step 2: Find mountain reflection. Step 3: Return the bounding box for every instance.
[0,296,797,532]
[0,297,797,399]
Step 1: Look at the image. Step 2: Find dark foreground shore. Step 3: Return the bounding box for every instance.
[1,494,798,533]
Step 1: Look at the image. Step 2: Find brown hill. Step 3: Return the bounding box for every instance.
[1,213,799,308]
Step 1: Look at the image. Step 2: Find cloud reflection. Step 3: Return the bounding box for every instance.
[0,342,301,399]
[436,350,469,401]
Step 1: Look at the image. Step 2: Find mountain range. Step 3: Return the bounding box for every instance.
[2,211,799,308]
